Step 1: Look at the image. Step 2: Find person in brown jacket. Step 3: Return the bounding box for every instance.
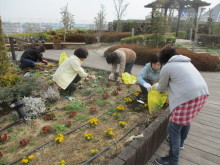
[106,48,136,82]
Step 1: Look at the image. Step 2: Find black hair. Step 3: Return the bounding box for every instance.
[74,48,88,58]
[150,53,160,64]
[106,52,118,64]
[159,44,178,65]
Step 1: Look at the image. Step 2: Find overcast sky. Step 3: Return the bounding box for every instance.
[0,0,219,23]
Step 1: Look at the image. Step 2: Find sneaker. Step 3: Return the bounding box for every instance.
[180,145,184,149]
[155,156,178,165]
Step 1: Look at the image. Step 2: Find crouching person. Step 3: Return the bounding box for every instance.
[52,48,92,93]
[106,48,136,82]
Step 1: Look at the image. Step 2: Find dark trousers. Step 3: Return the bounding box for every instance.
[64,75,81,92]
[19,58,35,69]
[125,61,135,74]
[139,78,153,96]
[168,122,190,164]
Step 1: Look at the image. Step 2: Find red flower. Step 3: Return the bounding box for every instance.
[20,139,30,146]
[0,133,10,143]
[65,121,72,128]
[86,97,96,104]
[68,111,77,118]
[42,125,53,134]
[116,86,122,91]
[102,93,109,99]
[112,90,119,96]
[89,107,99,114]
[43,113,56,120]
[106,83,112,87]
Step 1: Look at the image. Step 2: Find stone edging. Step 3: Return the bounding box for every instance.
[108,108,170,165]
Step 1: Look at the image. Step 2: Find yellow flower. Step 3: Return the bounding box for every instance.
[88,118,99,127]
[85,133,94,141]
[21,158,29,163]
[28,155,35,160]
[133,92,139,96]
[124,97,133,103]
[104,128,115,138]
[55,134,65,143]
[116,105,125,111]
[119,121,127,128]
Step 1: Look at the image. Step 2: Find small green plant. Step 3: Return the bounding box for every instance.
[9,146,17,152]
[65,100,85,112]
[83,88,93,96]
[0,157,8,165]
[10,134,20,141]
[73,114,90,122]
[52,124,68,132]
[29,141,36,146]
[7,127,13,133]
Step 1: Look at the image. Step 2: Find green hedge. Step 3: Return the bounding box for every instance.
[104,44,220,71]
[171,31,187,39]
[198,34,220,48]
[120,34,176,46]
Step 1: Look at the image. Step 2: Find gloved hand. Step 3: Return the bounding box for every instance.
[154,83,159,90]
[42,60,48,65]
[116,77,122,83]
[143,82,152,91]
[108,73,115,80]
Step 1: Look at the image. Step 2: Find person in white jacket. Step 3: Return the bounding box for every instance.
[155,45,209,165]
[53,48,91,93]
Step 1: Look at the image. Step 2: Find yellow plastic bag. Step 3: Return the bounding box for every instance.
[148,87,168,114]
[121,72,137,84]
[59,52,68,65]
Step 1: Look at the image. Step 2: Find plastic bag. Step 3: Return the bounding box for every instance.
[59,52,68,65]
[148,87,168,114]
[121,72,137,84]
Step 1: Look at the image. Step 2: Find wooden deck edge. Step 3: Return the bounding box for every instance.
[108,108,170,165]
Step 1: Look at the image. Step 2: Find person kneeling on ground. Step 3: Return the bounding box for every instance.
[19,45,48,69]
[106,48,136,82]
[52,48,93,93]
[137,54,161,101]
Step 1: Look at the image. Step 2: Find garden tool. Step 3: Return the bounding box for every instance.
[126,134,144,142]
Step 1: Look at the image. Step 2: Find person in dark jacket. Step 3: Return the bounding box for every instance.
[19,46,47,69]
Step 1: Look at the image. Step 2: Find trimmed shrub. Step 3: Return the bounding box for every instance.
[171,31,187,39]
[121,34,176,46]
[198,34,220,48]
[104,44,220,71]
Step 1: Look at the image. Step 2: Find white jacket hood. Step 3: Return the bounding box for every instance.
[168,55,191,63]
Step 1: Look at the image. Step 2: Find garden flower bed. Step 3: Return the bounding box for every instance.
[0,63,167,165]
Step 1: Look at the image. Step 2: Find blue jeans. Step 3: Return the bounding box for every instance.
[168,122,190,164]
[20,58,35,69]
[125,61,135,74]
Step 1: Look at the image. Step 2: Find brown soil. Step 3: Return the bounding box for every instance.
[0,64,164,165]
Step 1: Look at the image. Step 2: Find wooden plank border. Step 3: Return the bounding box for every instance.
[108,108,170,165]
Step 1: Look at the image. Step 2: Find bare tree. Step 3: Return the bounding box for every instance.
[192,7,205,52]
[60,3,74,41]
[207,8,213,34]
[94,5,106,43]
[113,0,129,32]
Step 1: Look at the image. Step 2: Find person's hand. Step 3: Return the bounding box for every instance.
[143,83,152,91]
[154,83,159,89]
[108,73,115,81]
[116,77,122,83]
[84,78,90,82]
[42,60,48,65]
